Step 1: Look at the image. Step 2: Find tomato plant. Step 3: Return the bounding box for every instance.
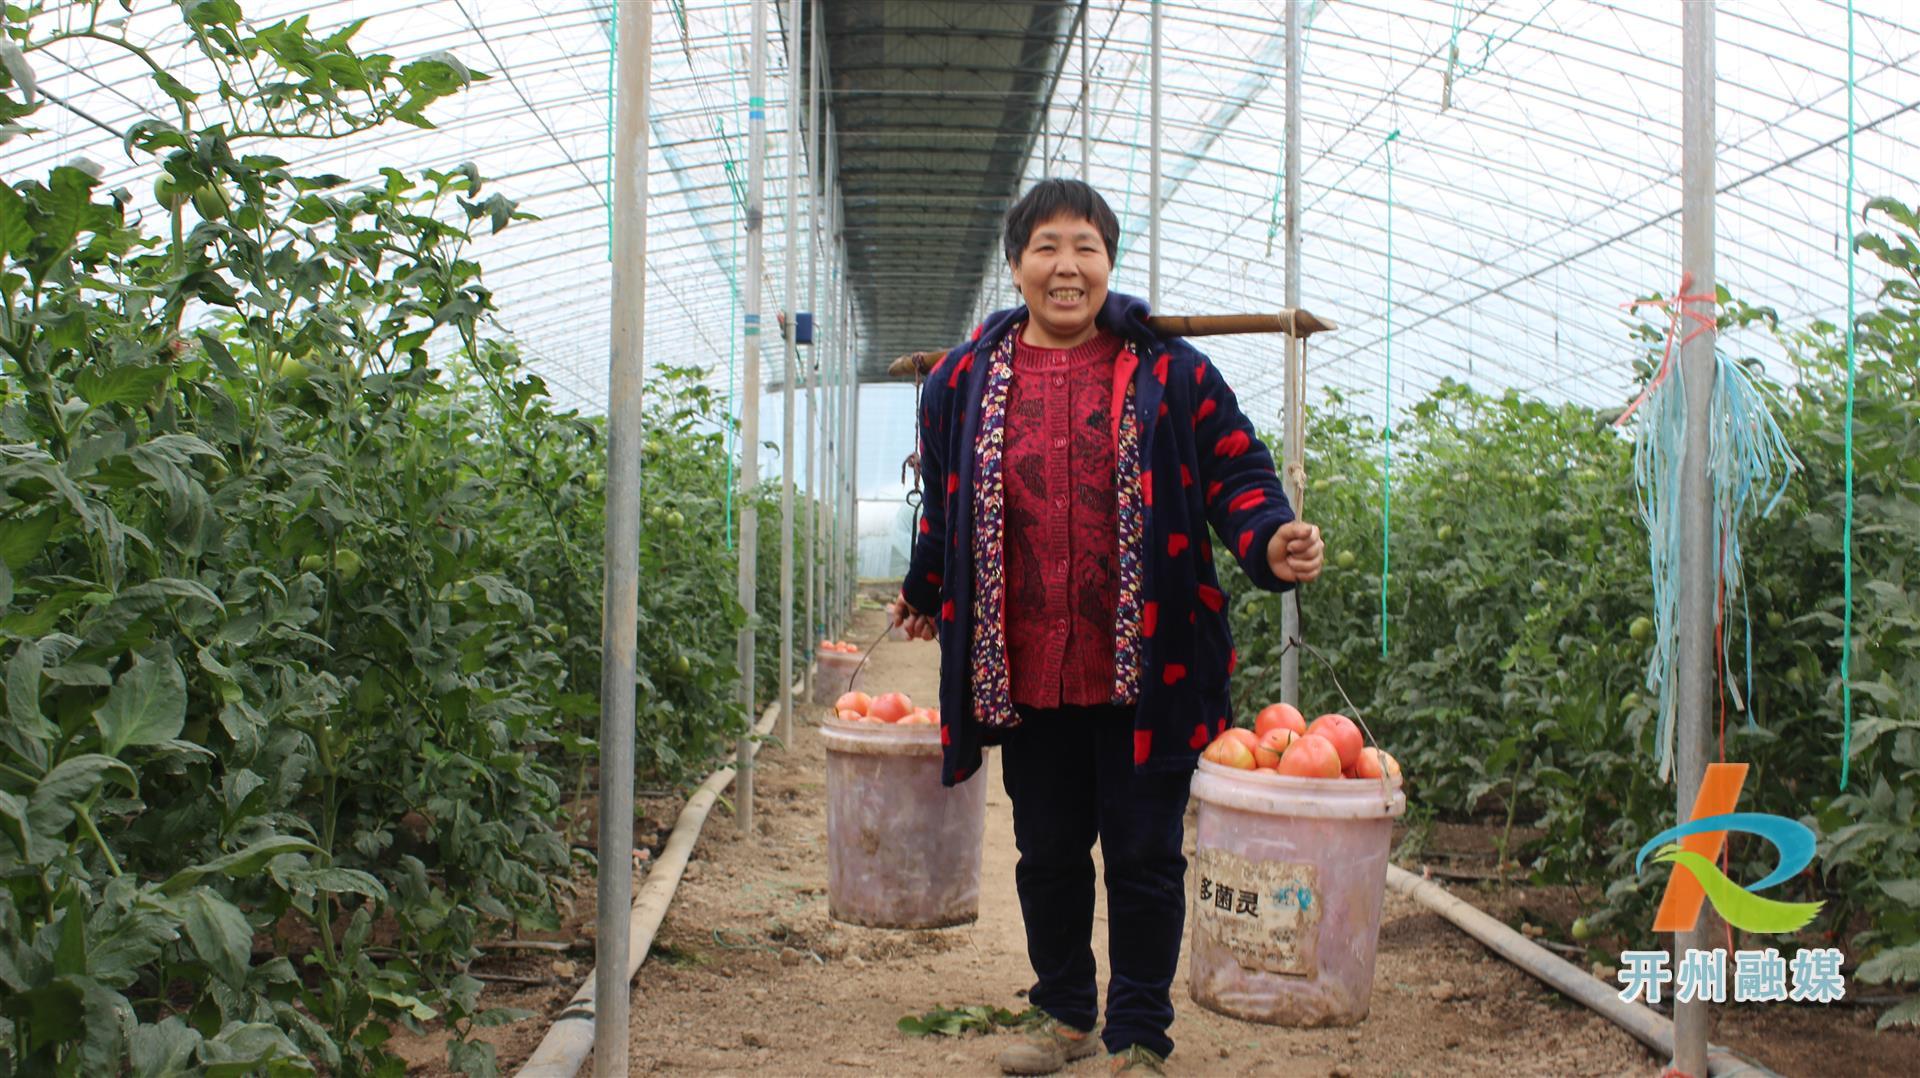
[0,4,809,1072]
[1229,199,1920,1029]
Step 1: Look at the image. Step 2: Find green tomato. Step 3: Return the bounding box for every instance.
[671,653,691,675]
[192,183,230,220]
[1436,524,1454,543]
[1571,916,1592,942]
[1787,667,1805,687]
[153,174,191,212]
[666,510,685,530]
[278,356,312,384]
[1335,550,1357,570]
[333,549,363,581]
[299,553,327,573]
[1629,616,1653,644]
[1767,610,1786,630]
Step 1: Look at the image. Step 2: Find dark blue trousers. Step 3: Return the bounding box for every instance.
[999,704,1191,1059]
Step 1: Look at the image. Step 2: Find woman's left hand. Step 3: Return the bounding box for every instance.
[1267,520,1324,584]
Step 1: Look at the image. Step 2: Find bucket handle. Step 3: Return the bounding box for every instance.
[840,620,894,696]
[1277,609,1398,809]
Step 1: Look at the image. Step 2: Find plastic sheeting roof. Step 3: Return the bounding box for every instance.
[12,0,1917,490]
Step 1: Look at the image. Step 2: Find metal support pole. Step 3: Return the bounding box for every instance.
[735,0,767,838]
[594,1,649,1072]
[823,159,840,637]
[779,0,801,746]
[837,274,850,623]
[1673,5,1717,1075]
[1280,0,1303,707]
[848,346,860,599]
[804,2,821,694]
[1148,0,1162,309]
[848,292,864,622]
[1079,0,1090,178]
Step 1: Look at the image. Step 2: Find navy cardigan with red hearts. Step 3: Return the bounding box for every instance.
[900,290,1296,787]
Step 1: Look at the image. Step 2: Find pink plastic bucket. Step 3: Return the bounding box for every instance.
[821,717,987,928]
[1187,759,1405,1026]
[812,646,865,706]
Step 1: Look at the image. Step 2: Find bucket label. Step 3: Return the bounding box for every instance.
[1192,847,1321,977]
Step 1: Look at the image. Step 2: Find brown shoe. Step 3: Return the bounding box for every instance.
[1108,1044,1167,1074]
[996,1015,1101,1075]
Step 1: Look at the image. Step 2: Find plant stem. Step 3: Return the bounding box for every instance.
[77,804,123,877]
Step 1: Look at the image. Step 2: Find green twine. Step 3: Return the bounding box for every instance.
[1840,0,1857,789]
[1381,129,1399,659]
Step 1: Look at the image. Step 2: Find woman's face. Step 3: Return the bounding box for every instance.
[1009,213,1111,349]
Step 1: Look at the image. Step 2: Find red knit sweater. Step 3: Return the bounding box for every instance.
[1002,329,1124,708]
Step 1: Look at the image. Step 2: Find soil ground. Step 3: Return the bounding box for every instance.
[393,591,1915,1077]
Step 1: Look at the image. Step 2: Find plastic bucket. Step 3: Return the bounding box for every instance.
[1187,759,1405,1026]
[812,647,865,706]
[821,716,987,928]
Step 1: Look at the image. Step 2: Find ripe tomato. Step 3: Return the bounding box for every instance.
[1203,735,1257,770]
[868,692,913,723]
[1254,703,1307,738]
[1306,714,1363,771]
[1278,734,1343,778]
[1352,747,1402,780]
[1222,727,1259,750]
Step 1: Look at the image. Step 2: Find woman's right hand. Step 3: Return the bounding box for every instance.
[889,592,937,641]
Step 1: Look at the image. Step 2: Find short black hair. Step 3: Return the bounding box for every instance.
[1003,178,1120,266]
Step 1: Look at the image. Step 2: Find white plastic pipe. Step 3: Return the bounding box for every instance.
[517,690,793,1078]
[1385,868,1777,1078]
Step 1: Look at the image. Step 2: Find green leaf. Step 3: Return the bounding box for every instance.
[0,789,32,857]
[0,510,59,571]
[368,983,436,1021]
[4,638,52,768]
[30,754,136,834]
[0,41,33,104]
[74,363,170,407]
[87,887,179,989]
[0,181,31,259]
[200,1021,302,1075]
[157,835,320,897]
[128,1015,201,1078]
[152,70,198,104]
[93,655,187,755]
[1855,942,1920,986]
[447,1037,498,1077]
[1880,879,1920,907]
[1879,995,1920,1031]
[1,978,86,1053]
[287,866,387,901]
[41,165,96,250]
[177,888,251,986]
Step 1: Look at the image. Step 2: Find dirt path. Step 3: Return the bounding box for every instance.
[387,589,1913,1076]
[609,597,1658,1076]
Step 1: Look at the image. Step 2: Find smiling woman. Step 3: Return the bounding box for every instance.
[889,177,1325,1074]
[1003,179,1121,350]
